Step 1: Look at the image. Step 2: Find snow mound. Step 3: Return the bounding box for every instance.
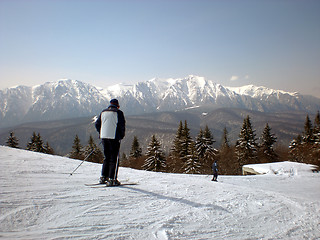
[243,161,318,176]
[1,146,320,239]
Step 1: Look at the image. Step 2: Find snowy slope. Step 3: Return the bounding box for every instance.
[1,146,319,239]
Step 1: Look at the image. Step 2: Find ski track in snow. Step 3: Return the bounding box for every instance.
[0,146,319,240]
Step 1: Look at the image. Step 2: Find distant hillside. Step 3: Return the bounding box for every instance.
[0,108,312,156]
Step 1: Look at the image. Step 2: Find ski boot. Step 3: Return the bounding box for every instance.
[106,178,121,186]
[106,178,113,186]
[113,179,121,186]
[99,176,106,184]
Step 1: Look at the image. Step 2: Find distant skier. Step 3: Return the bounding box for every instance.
[95,99,125,186]
[211,160,218,181]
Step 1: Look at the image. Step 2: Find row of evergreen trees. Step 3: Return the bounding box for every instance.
[123,112,319,174]
[68,135,103,163]
[124,122,219,174]
[289,113,320,166]
[5,132,104,163]
[6,131,54,154]
[5,112,319,175]
[122,117,275,174]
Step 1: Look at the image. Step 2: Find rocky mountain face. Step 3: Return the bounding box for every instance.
[0,80,107,128]
[1,76,319,128]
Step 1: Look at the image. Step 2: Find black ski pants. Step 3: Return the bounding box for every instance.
[212,170,218,181]
[101,139,120,179]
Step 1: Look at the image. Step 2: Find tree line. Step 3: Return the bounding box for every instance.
[6,131,54,154]
[5,132,104,163]
[5,111,319,175]
[122,111,319,174]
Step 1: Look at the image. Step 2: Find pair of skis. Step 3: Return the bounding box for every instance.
[86,146,137,187]
[85,182,138,188]
[70,140,138,188]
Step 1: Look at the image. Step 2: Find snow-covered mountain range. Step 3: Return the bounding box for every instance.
[1,75,319,128]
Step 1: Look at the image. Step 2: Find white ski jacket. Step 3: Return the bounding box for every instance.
[95,105,125,140]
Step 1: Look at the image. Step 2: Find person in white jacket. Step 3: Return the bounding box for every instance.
[95,99,125,185]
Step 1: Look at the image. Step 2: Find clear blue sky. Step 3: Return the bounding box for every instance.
[0,0,319,97]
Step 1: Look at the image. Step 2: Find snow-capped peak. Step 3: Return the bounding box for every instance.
[227,85,298,98]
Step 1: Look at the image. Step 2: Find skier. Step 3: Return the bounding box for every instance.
[95,99,126,186]
[211,160,218,181]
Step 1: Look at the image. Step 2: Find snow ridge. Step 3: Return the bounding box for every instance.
[228,85,298,99]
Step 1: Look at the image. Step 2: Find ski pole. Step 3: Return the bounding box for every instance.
[70,141,102,176]
[114,140,121,181]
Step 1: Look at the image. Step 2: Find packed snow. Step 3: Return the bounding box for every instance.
[243,161,318,175]
[1,146,319,239]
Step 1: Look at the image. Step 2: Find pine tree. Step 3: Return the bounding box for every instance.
[203,125,214,146]
[128,136,145,170]
[311,112,320,166]
[221,127,230,149]
[301,114,316,164]
[130,136,142,158]
[6,131,19,148]
[69,135,85,160]
[35,133,46,153]
[143,135,166,172]
[302,115,313,144]
[168,121,184,172]
[195,128,205,159]
[170,121,184,158]
[26,132,45,152]
[202,125,217,164]
[183,141,201,174]
[180,120,193,161]
[83,135,103,163]
[289,112,320,166]
[26,132,37,151]
[218,127,237,175]
[44,141,54,155]
[289,134,304,162]
[259,123,278,163]
[314,111,320,143]
[195,125,217,173]
[235,115,258,170]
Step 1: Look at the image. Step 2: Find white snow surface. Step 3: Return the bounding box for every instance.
[243,161,318,175]
[1,146,319,240]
